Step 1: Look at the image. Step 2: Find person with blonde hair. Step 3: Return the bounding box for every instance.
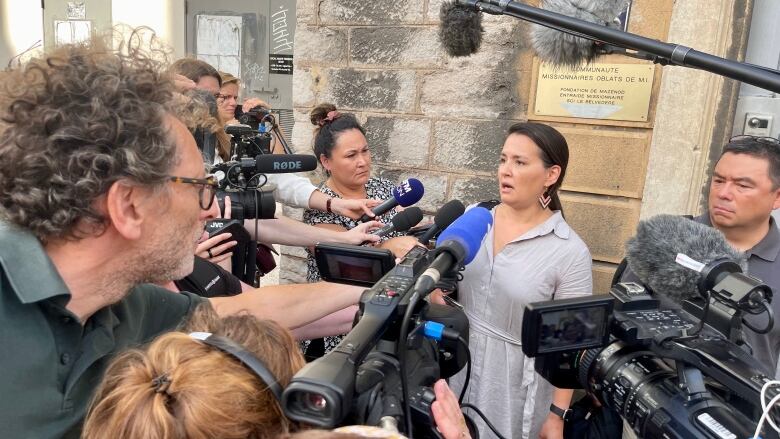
[82,305,306,439]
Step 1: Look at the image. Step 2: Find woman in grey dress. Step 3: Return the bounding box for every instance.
[436,122,593,439]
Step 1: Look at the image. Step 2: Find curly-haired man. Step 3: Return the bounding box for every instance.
[0,37,371,438]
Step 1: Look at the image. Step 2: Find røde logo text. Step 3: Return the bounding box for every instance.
[273,161,303,171]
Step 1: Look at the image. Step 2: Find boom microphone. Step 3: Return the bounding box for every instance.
[414,206,493,294]
[358,178,425,223]
[254,154,318,174]
[625,214,747,304]
[531,0,627,67]
[439,1,484,57]
[374,207,424,238]
[417,199,466,244]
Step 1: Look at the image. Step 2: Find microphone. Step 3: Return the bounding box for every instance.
[374,207,424,238]
[254,154,318,174]
[438,1,484,57]
[414,206,494,294]
[417,199,466,244]
[531,0,628,67]
[438,0,624,65]
[358,178,425,223]
[625,214,747,304]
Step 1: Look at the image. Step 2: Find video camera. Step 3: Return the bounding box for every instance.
[282,206,495,437]
[521,258,779,439]
[282,245,470,436]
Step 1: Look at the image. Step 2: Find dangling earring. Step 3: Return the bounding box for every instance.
[538,187,552,210]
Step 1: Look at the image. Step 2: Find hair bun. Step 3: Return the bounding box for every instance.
[310,103,338,127]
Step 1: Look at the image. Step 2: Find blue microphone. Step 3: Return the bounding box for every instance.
[413,206,493,294]
[358,178,425,222]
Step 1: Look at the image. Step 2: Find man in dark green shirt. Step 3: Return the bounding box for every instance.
[0,36,365,438]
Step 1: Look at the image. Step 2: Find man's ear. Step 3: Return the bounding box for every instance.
[105,181,145,241]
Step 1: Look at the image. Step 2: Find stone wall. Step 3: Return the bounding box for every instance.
[280,0,750,295]
[280,0,527,285]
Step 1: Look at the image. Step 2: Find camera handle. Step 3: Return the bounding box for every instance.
[675,364,712,403]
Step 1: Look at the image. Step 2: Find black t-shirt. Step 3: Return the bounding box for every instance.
[174,256,242,298]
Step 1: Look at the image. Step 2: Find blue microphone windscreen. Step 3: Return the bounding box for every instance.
[437,207,493,264]
[392,178,425,207]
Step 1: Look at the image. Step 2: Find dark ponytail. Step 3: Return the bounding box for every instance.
[506,122,569,214]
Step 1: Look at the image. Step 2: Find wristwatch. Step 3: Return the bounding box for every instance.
[550,403,572,421]
[326,197,333,213]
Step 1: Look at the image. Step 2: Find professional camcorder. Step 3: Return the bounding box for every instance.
[282,207,494,437]
[522,253,779,438]
[283,245,470,437]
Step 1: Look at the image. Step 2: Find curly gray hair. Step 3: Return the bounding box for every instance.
[0,33,180,243]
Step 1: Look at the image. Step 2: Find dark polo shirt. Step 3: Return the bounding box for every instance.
[0,223,204,439]
[621,215,780,375]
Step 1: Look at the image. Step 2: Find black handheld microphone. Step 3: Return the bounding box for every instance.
[254,154,318,174]
[374,207,424,238]
[358,178,425,223]
[417,199,466,244]
[625,214,747,304]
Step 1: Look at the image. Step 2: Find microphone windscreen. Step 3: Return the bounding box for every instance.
[391,207,424,233]
[625,215,747,303]
[254,154,318,174]
[434,199,466,229]
[439,1,484,57]
[437,207,493,264]
[392,178,425,207]
[531,0,626,67]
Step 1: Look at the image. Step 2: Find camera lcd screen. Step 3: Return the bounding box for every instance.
[522,295,614,357]
[315,243,395,287]
[324,254,384,285]
[537,307,608,354]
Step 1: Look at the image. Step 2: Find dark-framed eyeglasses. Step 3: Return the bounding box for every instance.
[215,93,238,102]
[169,175,219,210]
[729,134,780,146]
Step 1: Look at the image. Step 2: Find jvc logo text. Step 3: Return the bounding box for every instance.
[273,161,303,170]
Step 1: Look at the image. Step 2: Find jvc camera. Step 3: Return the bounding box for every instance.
[521,259,778,439]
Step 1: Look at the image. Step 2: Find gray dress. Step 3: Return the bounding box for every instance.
[449,208,593,439]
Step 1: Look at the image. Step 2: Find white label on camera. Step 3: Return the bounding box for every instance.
[696,413,736,439]
[676,253,706,273]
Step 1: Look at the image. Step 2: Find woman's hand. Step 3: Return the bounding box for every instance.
[242,97,271,113]
[341,220,383,245]
[431,379,471,439]
[330,197,381,221]
[378,235,423,259]
[172,74,196,92]
[538,413,565,439]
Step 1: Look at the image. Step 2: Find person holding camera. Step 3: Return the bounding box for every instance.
[301,103,422,360]
[170,59,383,229]
[433,123,593,439]
[0,35,378,438]
[619,135,780,376]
